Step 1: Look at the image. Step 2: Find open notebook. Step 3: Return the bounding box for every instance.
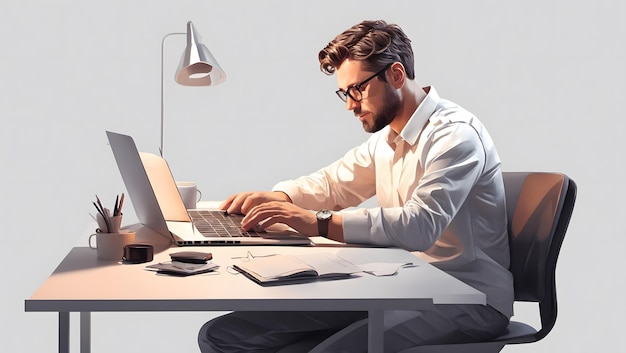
[106,131,311,246]
[233,253,362,285]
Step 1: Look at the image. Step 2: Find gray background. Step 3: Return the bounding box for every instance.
[2,0,623,351]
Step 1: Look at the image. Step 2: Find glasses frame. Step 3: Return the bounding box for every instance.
[335,64,392,103]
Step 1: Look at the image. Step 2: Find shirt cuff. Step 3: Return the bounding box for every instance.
[341,208,374,244]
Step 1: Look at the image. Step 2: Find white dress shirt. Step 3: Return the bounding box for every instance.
[273,87,514,318]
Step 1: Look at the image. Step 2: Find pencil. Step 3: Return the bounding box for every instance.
[118,193,125,215]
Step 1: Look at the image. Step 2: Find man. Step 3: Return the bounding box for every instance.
[198,19,513,353]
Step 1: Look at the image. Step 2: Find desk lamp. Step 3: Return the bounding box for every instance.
[160,21,226,156]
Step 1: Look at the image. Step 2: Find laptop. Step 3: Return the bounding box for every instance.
[105,131,311,246]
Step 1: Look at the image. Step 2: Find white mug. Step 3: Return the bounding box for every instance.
[96,213,122,233]
[176,181,202,209]
[89,231,136,261]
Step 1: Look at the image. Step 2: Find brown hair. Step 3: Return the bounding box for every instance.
[318,20,415,79]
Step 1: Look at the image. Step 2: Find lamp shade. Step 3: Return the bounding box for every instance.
[175,21,226,86]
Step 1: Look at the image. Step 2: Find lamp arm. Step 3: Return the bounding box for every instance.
[160,32,185,157]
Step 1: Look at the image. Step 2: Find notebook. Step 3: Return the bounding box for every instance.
[105,131,311,246]
[233,253,361,286]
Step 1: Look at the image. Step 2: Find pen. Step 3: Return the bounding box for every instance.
[92,201,105,219]
[95,194,104,214]
[95,195,111,232]
[92,201,111,232]
[118,193,125,215]
[113,195,119,216]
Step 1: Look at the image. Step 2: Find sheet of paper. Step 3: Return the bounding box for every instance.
[357,262,416,276]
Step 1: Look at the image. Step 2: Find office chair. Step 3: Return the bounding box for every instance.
[287,171,577,353]
[393,172,577,353]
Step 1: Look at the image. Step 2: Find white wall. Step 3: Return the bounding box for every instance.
[2,0,623,351]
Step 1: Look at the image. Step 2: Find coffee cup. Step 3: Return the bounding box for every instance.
[176,181,202,209]
[89,231,136,261]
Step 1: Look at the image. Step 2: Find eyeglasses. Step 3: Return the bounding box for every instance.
[335,64,391,103]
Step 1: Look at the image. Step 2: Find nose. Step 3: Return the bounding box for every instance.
[345,96,359,111]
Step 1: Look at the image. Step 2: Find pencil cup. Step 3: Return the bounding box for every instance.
[96,213,122,233]
[176,181,202,209]
[89,231,136,261]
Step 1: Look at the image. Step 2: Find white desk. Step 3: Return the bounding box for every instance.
[25,224,486,353]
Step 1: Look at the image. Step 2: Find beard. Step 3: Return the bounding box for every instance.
[358,84,402,133]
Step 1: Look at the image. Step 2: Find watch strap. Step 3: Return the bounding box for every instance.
[317,210,331,237]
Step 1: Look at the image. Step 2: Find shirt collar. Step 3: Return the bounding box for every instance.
[387,86,440,147]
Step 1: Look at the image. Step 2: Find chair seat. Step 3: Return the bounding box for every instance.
[492,321,537,343]
[396,313,541,353]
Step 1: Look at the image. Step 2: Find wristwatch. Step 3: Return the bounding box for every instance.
[316,209,332,237]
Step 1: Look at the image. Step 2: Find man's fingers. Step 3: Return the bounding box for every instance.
[224,193,250,214]
[241,202,283,229]
[219,195,236,211]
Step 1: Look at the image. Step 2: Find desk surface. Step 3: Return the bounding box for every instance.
[25,223,487,353]
[25,241,485,313]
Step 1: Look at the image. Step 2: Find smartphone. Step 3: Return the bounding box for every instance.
[169,251,213,264]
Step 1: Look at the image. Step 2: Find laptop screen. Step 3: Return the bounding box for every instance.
[106,131,188,237]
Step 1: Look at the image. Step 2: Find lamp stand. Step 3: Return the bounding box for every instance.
[160,32,185,157]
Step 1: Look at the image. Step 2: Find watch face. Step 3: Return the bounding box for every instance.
[317,209,332,220]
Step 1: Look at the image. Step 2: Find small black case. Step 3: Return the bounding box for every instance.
[169,251,213,264]
[123,244,154,263]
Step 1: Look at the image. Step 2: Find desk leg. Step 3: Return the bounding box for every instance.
[368,309,384,353]
[80,312,91,353]
[59,312,69,353]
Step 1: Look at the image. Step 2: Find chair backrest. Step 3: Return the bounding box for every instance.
[502,172,577,341]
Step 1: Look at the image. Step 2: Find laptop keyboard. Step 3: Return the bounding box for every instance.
[188,210,266,237]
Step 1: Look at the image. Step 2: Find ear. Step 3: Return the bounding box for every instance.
[388,62,406,89]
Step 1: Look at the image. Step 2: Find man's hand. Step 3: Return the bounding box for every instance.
[241,201,318,236]
[219,191,292,215]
